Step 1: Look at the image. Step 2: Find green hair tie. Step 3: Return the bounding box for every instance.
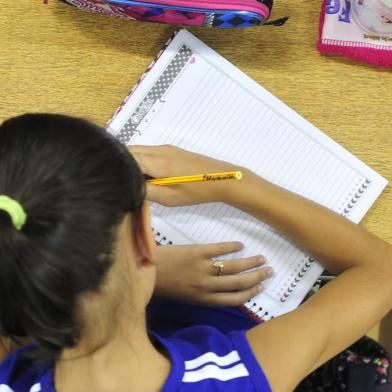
[0,195,27,230]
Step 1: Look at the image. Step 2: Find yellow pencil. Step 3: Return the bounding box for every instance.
[147,171,242,186]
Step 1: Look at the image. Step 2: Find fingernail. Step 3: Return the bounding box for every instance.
[257,256,266,265]
[237,242,244,250]
[258,284,263,292]
[263,267,274,277]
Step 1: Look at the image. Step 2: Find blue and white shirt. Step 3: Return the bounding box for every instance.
[0,326,271,391]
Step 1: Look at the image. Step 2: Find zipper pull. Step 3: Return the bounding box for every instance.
[263,16,289,26]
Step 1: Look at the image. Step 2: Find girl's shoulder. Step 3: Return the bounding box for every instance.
[0,345,53,392]
[154,325,272,392]
[0,327,272,392]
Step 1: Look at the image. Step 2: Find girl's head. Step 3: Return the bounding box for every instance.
[0,113,156,363]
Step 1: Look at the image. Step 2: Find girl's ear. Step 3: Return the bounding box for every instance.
[134,202,157,266]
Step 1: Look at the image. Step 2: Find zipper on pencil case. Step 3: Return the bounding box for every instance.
[106,0,270,17]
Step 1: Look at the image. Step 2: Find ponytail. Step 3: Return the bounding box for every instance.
[0,113,145,363]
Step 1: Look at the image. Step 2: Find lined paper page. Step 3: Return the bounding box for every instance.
[108,30,387,318]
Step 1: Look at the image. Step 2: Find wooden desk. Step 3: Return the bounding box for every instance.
[0,0,391,345]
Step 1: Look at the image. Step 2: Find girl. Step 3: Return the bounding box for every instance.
[0,113,391,392]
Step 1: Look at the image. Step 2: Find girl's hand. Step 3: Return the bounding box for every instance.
[130,145,247,206]
[154,242,273,307]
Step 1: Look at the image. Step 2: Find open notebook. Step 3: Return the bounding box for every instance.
[107,29,387,321]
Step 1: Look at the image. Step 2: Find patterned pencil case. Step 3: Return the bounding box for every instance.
[60,0,288,28]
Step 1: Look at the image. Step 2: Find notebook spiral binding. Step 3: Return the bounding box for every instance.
[152,178,371,321]
[151,178,371,319]
[278,177,371,304]
[244,301,274,321]
[152,227,173,245]
[342,178,371,216]
[279,256,316,303]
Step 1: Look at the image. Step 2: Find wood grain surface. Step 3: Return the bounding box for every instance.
[0,1,391,345]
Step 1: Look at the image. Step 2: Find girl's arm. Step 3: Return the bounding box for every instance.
[131,145,392,391]
[237,171,392,391]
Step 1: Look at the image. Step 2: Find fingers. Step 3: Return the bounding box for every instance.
[205,266,274,306]
[130,145,179,176]
[129,145,167,177]
[130,144,176,155]
[207,267,273,292]
[145,183,175,206]
[216,255,266,275]
[203,241,245,258]
[128,145,150,154]
[207,283,263,307]
[131,145,193,206]
[130,145,233,179]
[130,146,236,206]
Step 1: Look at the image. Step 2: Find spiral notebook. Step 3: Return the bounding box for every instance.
[107,29,387,321]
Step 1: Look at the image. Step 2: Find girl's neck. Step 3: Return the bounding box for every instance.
[55,320,170,392]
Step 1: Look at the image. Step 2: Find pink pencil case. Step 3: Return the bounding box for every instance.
[60,0,288,28]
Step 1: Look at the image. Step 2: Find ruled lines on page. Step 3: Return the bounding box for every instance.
[108,30,387,318]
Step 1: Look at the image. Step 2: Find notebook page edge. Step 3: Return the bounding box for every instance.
[105,29,388,318]
[178,30,388,226]
[180,30,388,193]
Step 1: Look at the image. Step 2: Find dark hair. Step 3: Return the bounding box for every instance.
[0,113,145,363]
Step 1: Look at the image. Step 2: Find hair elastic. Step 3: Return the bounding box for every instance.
[0,195,27,230]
